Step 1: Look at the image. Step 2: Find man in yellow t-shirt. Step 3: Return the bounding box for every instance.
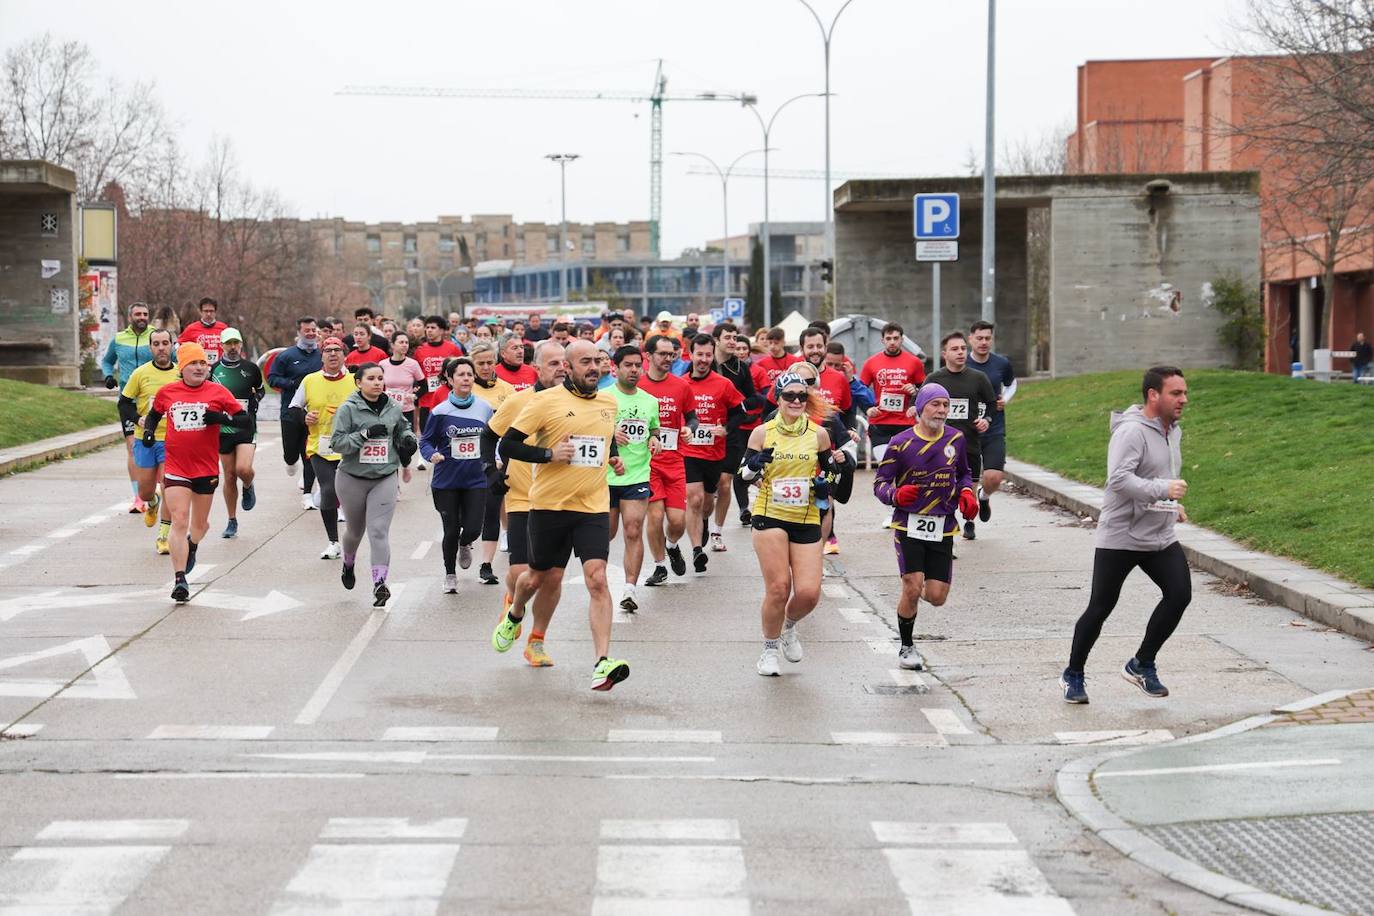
[118,328,180,552]
[291,337,356,559]
[489,340,631,691]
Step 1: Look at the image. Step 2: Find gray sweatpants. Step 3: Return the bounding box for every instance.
[336,470,399,578]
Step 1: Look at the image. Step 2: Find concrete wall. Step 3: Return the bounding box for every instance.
[0,161,81,387]
[834,205,1029,370]
[1049,180,1261,375]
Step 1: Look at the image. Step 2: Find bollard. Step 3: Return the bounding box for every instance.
[1291,361,1304,378]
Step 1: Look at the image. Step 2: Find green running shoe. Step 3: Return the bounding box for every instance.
[591,657,630,691]
[491,611,522,652]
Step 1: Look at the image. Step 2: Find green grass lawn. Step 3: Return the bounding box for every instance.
[1007,369,1374,588]
[0,378,119,451]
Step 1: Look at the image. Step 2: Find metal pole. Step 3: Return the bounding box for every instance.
[722,175,730,303]
[981,0,996,322]
[932,262,941,355]
[559,159,567,305]
[763,143,772,329]
[823,37,832,263]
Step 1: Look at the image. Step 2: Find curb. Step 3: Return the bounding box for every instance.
[1055,711,1339,916]
[0,424,125,477]
[1005,458,1374,644]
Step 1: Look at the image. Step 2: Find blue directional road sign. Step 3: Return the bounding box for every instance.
[913,193,960,240]
[724,297,744,319]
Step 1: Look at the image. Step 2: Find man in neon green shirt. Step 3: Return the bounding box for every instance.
[606,345,660,612]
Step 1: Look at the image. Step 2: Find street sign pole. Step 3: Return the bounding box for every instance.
[913,193,960,355]
[932,262,941,350]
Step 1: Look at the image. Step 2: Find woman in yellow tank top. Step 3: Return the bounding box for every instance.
[737,372,834,677]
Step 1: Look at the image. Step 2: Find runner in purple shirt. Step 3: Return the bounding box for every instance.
[873,383,979,671]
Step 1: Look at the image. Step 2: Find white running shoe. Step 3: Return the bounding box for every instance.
[498,530,508,553]
[301,493,315,511]
[320,541,341,560]
[311,488,321,509]
[780,627,803,663]
[286,463,298,478]
[897,644,924,670]
[756,647,782,677]
[337,506,346,524]
[444,574,458,594]
[710,532,727,552]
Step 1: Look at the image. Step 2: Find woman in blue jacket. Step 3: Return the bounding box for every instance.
[420,357,495,593]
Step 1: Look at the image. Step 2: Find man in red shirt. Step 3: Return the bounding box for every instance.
[495,334,537,390]
[413,315,464,431]
[680,334,745,575]
[784,327,853,417]
[638,333,698,586]
[860,321,927,461]
[344,324,388,367]
[749,327,802,392]
[178,297,229,365]
[144,343,244,603]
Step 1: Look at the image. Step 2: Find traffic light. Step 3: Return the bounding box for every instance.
[819,259,834,284]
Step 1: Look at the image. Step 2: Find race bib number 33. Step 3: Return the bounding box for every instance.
[771,477,808,507]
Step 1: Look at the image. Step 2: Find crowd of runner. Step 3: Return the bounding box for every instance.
[102,301,1191,700]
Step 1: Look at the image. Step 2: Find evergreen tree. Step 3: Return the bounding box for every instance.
[745,239,765,330]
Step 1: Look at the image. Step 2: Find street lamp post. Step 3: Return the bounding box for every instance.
[671,149,766,309]
[797,0,857,266]
[545,153,580,305]
[982,0,997,322]
[746,93,827,329]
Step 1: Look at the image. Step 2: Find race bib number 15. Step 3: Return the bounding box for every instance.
[569,434,605,468]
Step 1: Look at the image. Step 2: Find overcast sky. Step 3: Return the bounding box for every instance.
[5,0,1239,257]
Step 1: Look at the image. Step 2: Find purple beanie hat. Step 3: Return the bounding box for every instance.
[914,382,950,417]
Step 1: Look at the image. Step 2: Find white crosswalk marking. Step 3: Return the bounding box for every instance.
[594,818,749,915]
[1054,729,1173,746]
[832,731,947,748]
[37,820,190,841]
[875,821,1074,914]
[147,725,274,740]
[921,708,972,736]
[270,844,461,915]
[320,818,467,840]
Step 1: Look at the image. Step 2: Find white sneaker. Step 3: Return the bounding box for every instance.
[311,488,321,509]
[301,493,315,511]
[320,541,341,560]
[458,543,472,570]
[710,532,727,552]
[498,530,508,553]
[337,506,346,524]
[780,626,803,663]
[756,647,781,677]
[443,573,458,594]
[898,644,924,671]
[285,463,298,478]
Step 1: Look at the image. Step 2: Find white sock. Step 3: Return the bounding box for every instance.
[783,618,796,631]
[709,521,723,536]
[624,582,636,595]
[667,539,679,549]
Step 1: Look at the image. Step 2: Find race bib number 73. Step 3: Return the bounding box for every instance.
[173,403,207,430]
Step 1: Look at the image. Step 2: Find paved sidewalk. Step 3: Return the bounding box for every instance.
[1006,457,1374,642]
[0,424,124,477]
[1059,688,1374,916]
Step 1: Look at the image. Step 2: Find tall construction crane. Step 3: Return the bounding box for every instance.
[338,61,756,257]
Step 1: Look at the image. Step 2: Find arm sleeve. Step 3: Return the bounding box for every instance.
[682,409,699,432]
[117,395,140,434]
[724,404,747,434]
[1001,377,1018,404]
[479,426,500,466]
[499,426,553,464]
[1105,425,1168,502]
[100,339,118,377]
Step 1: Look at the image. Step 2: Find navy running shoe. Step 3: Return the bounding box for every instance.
[1060,668,1089,704]
[1122,658,1169,697]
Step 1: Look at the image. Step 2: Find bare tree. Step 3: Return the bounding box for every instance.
[1229,0,1374,343]
[0,32,168,201]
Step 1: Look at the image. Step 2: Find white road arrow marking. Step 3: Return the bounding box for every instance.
[0,636,135,700]
[0,589,162,622]
[185,590,305,621]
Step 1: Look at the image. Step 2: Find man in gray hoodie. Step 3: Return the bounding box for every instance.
[1061,366,1190,703]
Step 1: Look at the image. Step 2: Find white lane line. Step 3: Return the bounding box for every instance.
[921,709,972,736]
[594,845,748,914]
[78,514,108,526]
[873,822,1019,846]
[889,669,927,688]
[294,583,407,725]
[601,819,740,841]
[883,848,1074,914]
[8,544,45,557]
[1055,729,1174,747]
[821,583,848,598]
[1,722,43,737]
[37,819,190,841]
[866,638,893,655]
[831,731,947,748]
[606,729,723,744]
[321,818,468,840]
[0,845,174,913]
[114,772,366,780]
[383,726,498,742]
[1095,758,1341,779]
[185,562,217,583]
[269,844,461,915]
[251,751,427,764]
[838,607,869,623]
[429,753,715,764]
[409,540,432,560]
[104,501,131,513]
[47,529,80,539]
[147,725,275,740]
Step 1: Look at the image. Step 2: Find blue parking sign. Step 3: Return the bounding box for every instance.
[913,193,960,240]
[724,298,744,319]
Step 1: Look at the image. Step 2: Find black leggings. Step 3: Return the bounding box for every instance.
[481,485,504,542]
[281,418,316,492]
[1069,542,1192,671]
[309,455,340,542]
[732,472,750,518]
[432,487,487,574]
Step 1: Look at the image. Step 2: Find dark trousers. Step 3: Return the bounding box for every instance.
[1069,542,1191,671]
[433,487,486,574]
[309,455,340,542]
[481,485,504,543]
[281,418,316,493]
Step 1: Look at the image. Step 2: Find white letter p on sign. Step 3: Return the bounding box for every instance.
[921,199,950,236]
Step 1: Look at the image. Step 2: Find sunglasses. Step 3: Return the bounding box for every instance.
[778,390,808,403]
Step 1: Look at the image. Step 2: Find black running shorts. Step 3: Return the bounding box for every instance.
[507,511,530,567]
[751,515,822,544]
[684,457,724,494]
[892,529,955,583]
[527,509,611,571]
[979,434,1006,472]
[163,473,220,496]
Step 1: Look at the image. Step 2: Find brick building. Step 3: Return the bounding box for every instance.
[1067,56,1374,373]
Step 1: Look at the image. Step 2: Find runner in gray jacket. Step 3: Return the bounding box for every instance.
[1061,366,1191,704]
[330,362,419,606]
